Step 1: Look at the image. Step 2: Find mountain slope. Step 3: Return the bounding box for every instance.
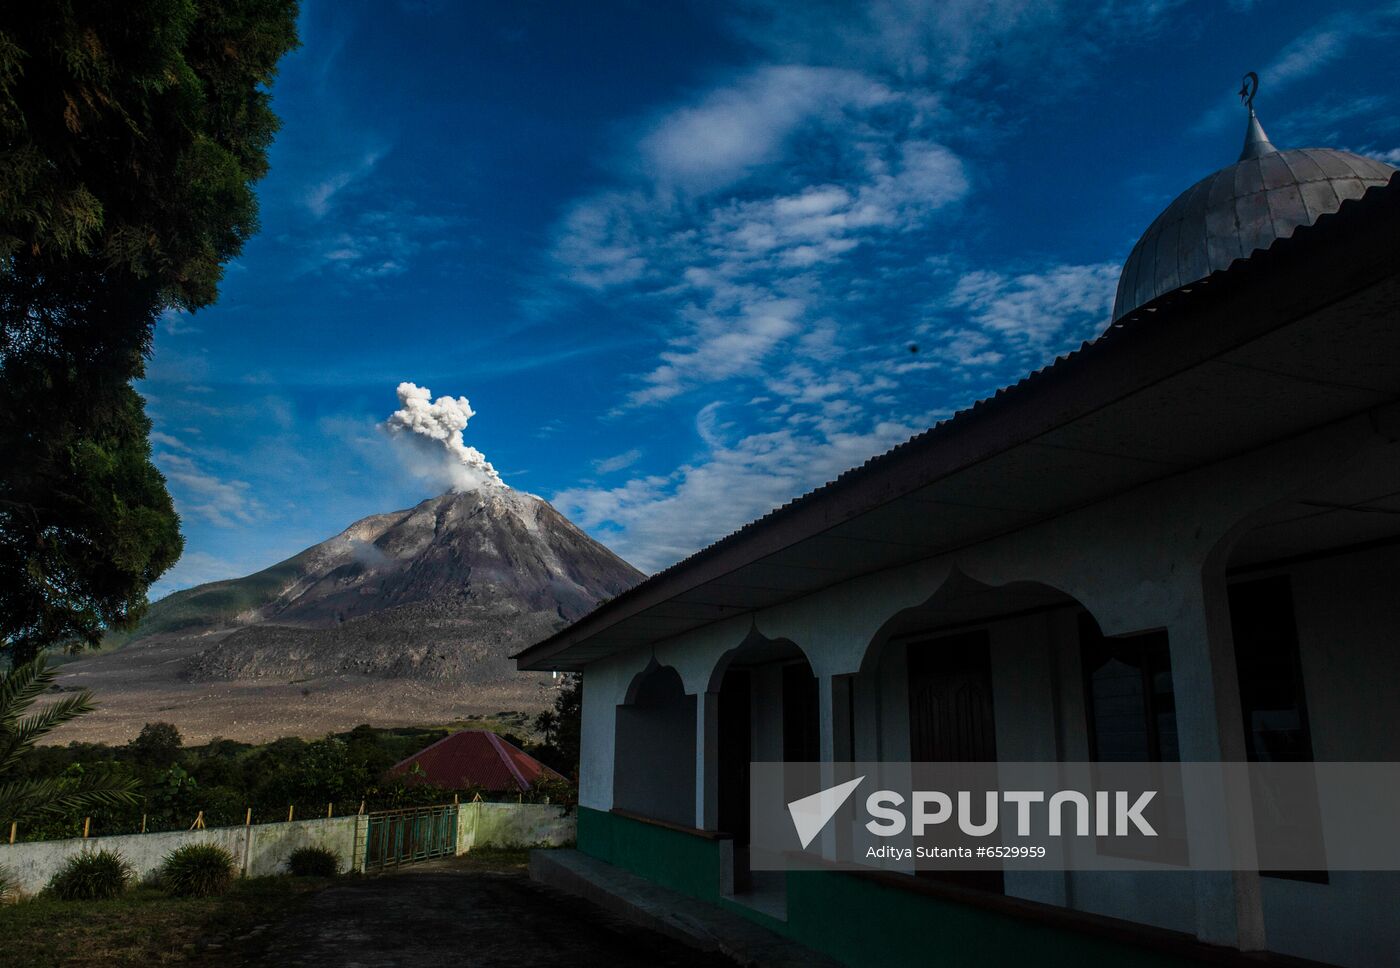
[126,487,642,683]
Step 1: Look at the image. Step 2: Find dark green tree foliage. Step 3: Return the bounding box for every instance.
[11,723,578,840]
[534,675,582,778]
[128,721,182,768]
[0,1,299,664]
[0,0,297,306]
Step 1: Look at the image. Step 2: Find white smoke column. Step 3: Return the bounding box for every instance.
[384,382,505,492]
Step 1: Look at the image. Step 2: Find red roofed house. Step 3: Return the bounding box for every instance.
[388,730,565,794]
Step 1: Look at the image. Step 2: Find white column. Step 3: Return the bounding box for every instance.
[695,690,720,830]
[1166,569,1265,951]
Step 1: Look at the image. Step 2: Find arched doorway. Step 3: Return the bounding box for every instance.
[711,630,817,906]
[858,571,1099,896]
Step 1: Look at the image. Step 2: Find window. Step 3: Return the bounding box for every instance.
[1228,576,1315,763]
[1228,575,1326,882]
[1080,615,1187,864]
[1080,615,1179,762]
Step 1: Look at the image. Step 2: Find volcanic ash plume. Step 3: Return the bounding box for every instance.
[384,382,505,492]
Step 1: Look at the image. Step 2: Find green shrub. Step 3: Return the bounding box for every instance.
[161,843,236,897]
[47,849,132,901]
[286,845,338,877]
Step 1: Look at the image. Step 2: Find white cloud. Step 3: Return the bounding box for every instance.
[555,417,921,573]
[947,262,1119,354]
[148,551,251,600]
[593,449,643,475]
[545,1,1166,572]
[149,431,191,451]
[1197,8,1400,132]
[553,191,652,290]
[304,149,385,217]
[628,295,805,406]
[639,66,910,193]
[1266,16,1360,88]
[555,73,970,411]
[159,309,201,336]
[155,452,264,528]
[308,207,461,280]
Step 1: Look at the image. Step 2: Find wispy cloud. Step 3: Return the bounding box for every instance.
[637,66,917,193]
[543,1,1172,572]
[593,448,643,475]
[726,0,1179,86]
[945,262,1120,357]
[304,149,386,217]
[555,417,923,573]
[306,204,465,280]
[159,308,201,337]
[1196,7,1400,132]
[148,551,252,600]
[149,431,191,451]
[555,66,969,411]
[155,452,264,529]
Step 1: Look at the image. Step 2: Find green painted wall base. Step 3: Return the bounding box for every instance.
[578,807,1213,968]
[577,806,725,901]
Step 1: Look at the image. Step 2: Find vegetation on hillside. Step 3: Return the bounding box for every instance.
[9,678,582,841]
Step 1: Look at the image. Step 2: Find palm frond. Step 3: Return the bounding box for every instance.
[0,655,53,724]
[12,691,97,746]
[0,656,123,828]
[0,656,96,776]
[0,771,140,829]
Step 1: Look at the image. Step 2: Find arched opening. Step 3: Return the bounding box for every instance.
[857,570,1168,897]
[710,630,817,906]
[613,661,695,827]
[1215,438,1400,899]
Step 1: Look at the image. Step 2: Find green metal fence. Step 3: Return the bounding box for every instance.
[362,803,458,870]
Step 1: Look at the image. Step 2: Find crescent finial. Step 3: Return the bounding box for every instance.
[1238,71,1259,111]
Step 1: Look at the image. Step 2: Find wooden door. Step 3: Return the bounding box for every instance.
[907,629,1003,892]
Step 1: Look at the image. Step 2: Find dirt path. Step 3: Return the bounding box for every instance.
[228,855,737,968]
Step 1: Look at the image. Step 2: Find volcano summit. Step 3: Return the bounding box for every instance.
[53,487,642,743]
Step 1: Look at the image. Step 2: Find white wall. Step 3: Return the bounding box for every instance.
[0,803,580,899]
[1250,543,1400,968]
[0,815,364,897]
[456,803,576,853]
[572,418,1399,964]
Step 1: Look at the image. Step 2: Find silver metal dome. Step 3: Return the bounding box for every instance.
[1113,93,1396,320]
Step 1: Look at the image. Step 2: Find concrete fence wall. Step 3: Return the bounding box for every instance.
[456,802,576,854]
[0,815,365,898]
[0,804,576,898]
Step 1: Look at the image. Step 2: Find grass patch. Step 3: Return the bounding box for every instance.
[0,876,331,968]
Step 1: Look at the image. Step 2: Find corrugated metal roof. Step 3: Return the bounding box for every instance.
[387,730,565,793]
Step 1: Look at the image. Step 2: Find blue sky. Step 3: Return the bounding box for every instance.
[142,0,1400,597]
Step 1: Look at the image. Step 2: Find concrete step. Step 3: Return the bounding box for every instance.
[529,849,842,968]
